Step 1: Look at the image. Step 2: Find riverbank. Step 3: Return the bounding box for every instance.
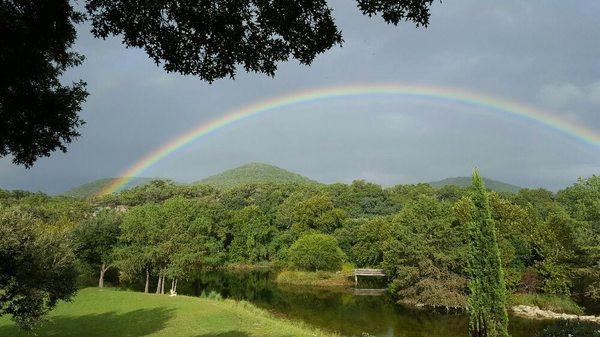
[508,292,600,324]
[226,262,276,271]
[275,270,353,287]
[509,294,585,315]
[0,288,340,337]
[273,269,594,319]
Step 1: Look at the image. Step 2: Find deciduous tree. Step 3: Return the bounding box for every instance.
[287,233,345,271]
[0,207,77,330]
[71,209,122,288]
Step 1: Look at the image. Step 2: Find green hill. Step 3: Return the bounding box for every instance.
[62,177,155,198]
[197,163,319,189]
[428,177,522,193]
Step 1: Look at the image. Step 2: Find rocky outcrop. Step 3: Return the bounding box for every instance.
[512,305,600,323]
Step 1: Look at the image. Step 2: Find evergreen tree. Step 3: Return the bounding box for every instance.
[467,170,509,337]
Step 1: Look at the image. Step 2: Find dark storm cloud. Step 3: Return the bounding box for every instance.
[1,0,598,193]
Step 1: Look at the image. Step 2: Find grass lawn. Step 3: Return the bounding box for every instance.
[0,288,339,337]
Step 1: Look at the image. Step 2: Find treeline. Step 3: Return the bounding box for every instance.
[1,176,598,327]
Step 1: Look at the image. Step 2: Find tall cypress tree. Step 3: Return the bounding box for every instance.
[467,170,509,337]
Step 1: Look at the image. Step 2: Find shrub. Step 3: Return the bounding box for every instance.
[200,290,223,301]
[287,233,345,272]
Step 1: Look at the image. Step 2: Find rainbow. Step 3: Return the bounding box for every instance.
[99,83,600,195]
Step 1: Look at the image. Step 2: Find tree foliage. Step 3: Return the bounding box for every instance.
[0,207,77,330]
[118,196,224,294]
[1,1,435,165]
[287,233,345,271]
[466,171,509,337]
[85,1,435,82]
[0,0,88,167]
[71,209,122,287]
[227,205,278,263]
[383,195,467,308]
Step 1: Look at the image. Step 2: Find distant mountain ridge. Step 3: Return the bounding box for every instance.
[61,177,155,198]
[428,177,522,193]
[61,163,524,198]
[196,163,320,188]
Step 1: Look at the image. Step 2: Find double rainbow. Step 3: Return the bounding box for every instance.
[99,83,600,196]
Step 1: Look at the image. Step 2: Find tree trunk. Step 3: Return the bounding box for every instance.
[156,274,162,294]
[161,276,165,294]
[99,262,109,288]
[169,278,178,294]
[193,279,200,296]
[144,267,150,294]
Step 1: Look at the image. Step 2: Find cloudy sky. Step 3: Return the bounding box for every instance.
[1,0,599,194]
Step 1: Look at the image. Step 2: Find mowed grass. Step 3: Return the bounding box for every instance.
[0,288,340,337]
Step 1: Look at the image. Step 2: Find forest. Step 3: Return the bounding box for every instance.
[1,174,599,330]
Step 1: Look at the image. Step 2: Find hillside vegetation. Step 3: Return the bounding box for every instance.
[197,163,320,188]
[429,176,522,193]
[61,177,154,198]
[60,163,527,198]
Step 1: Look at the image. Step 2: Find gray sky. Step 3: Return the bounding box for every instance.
[1,0,599,194]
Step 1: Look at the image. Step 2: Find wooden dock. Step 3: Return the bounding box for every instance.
[354,268,386,277]
[353,268,386,286]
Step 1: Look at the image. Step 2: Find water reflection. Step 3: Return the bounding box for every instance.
[130,270,553,337]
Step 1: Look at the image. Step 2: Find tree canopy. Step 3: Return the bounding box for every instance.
[0,207,77,330]
[287,233,345,272]
[1,0,436,166]
[71,209,122,287]
[0,0,88,167]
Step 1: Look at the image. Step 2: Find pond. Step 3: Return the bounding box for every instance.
[146,269,561,337]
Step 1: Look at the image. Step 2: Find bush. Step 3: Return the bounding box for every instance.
[200,290,223,301]
[287,233,345,272]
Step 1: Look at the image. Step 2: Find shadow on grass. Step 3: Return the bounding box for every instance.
[194,332,250,337]
[0,307,174,337]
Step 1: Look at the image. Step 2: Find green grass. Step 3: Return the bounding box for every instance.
[509,293,584,315]
[275,270,352,288]
[0,288,339,337]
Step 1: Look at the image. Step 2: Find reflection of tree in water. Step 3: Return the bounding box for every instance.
[177,269,275,301]
[253,282,469,337]
[538,320,600,337]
